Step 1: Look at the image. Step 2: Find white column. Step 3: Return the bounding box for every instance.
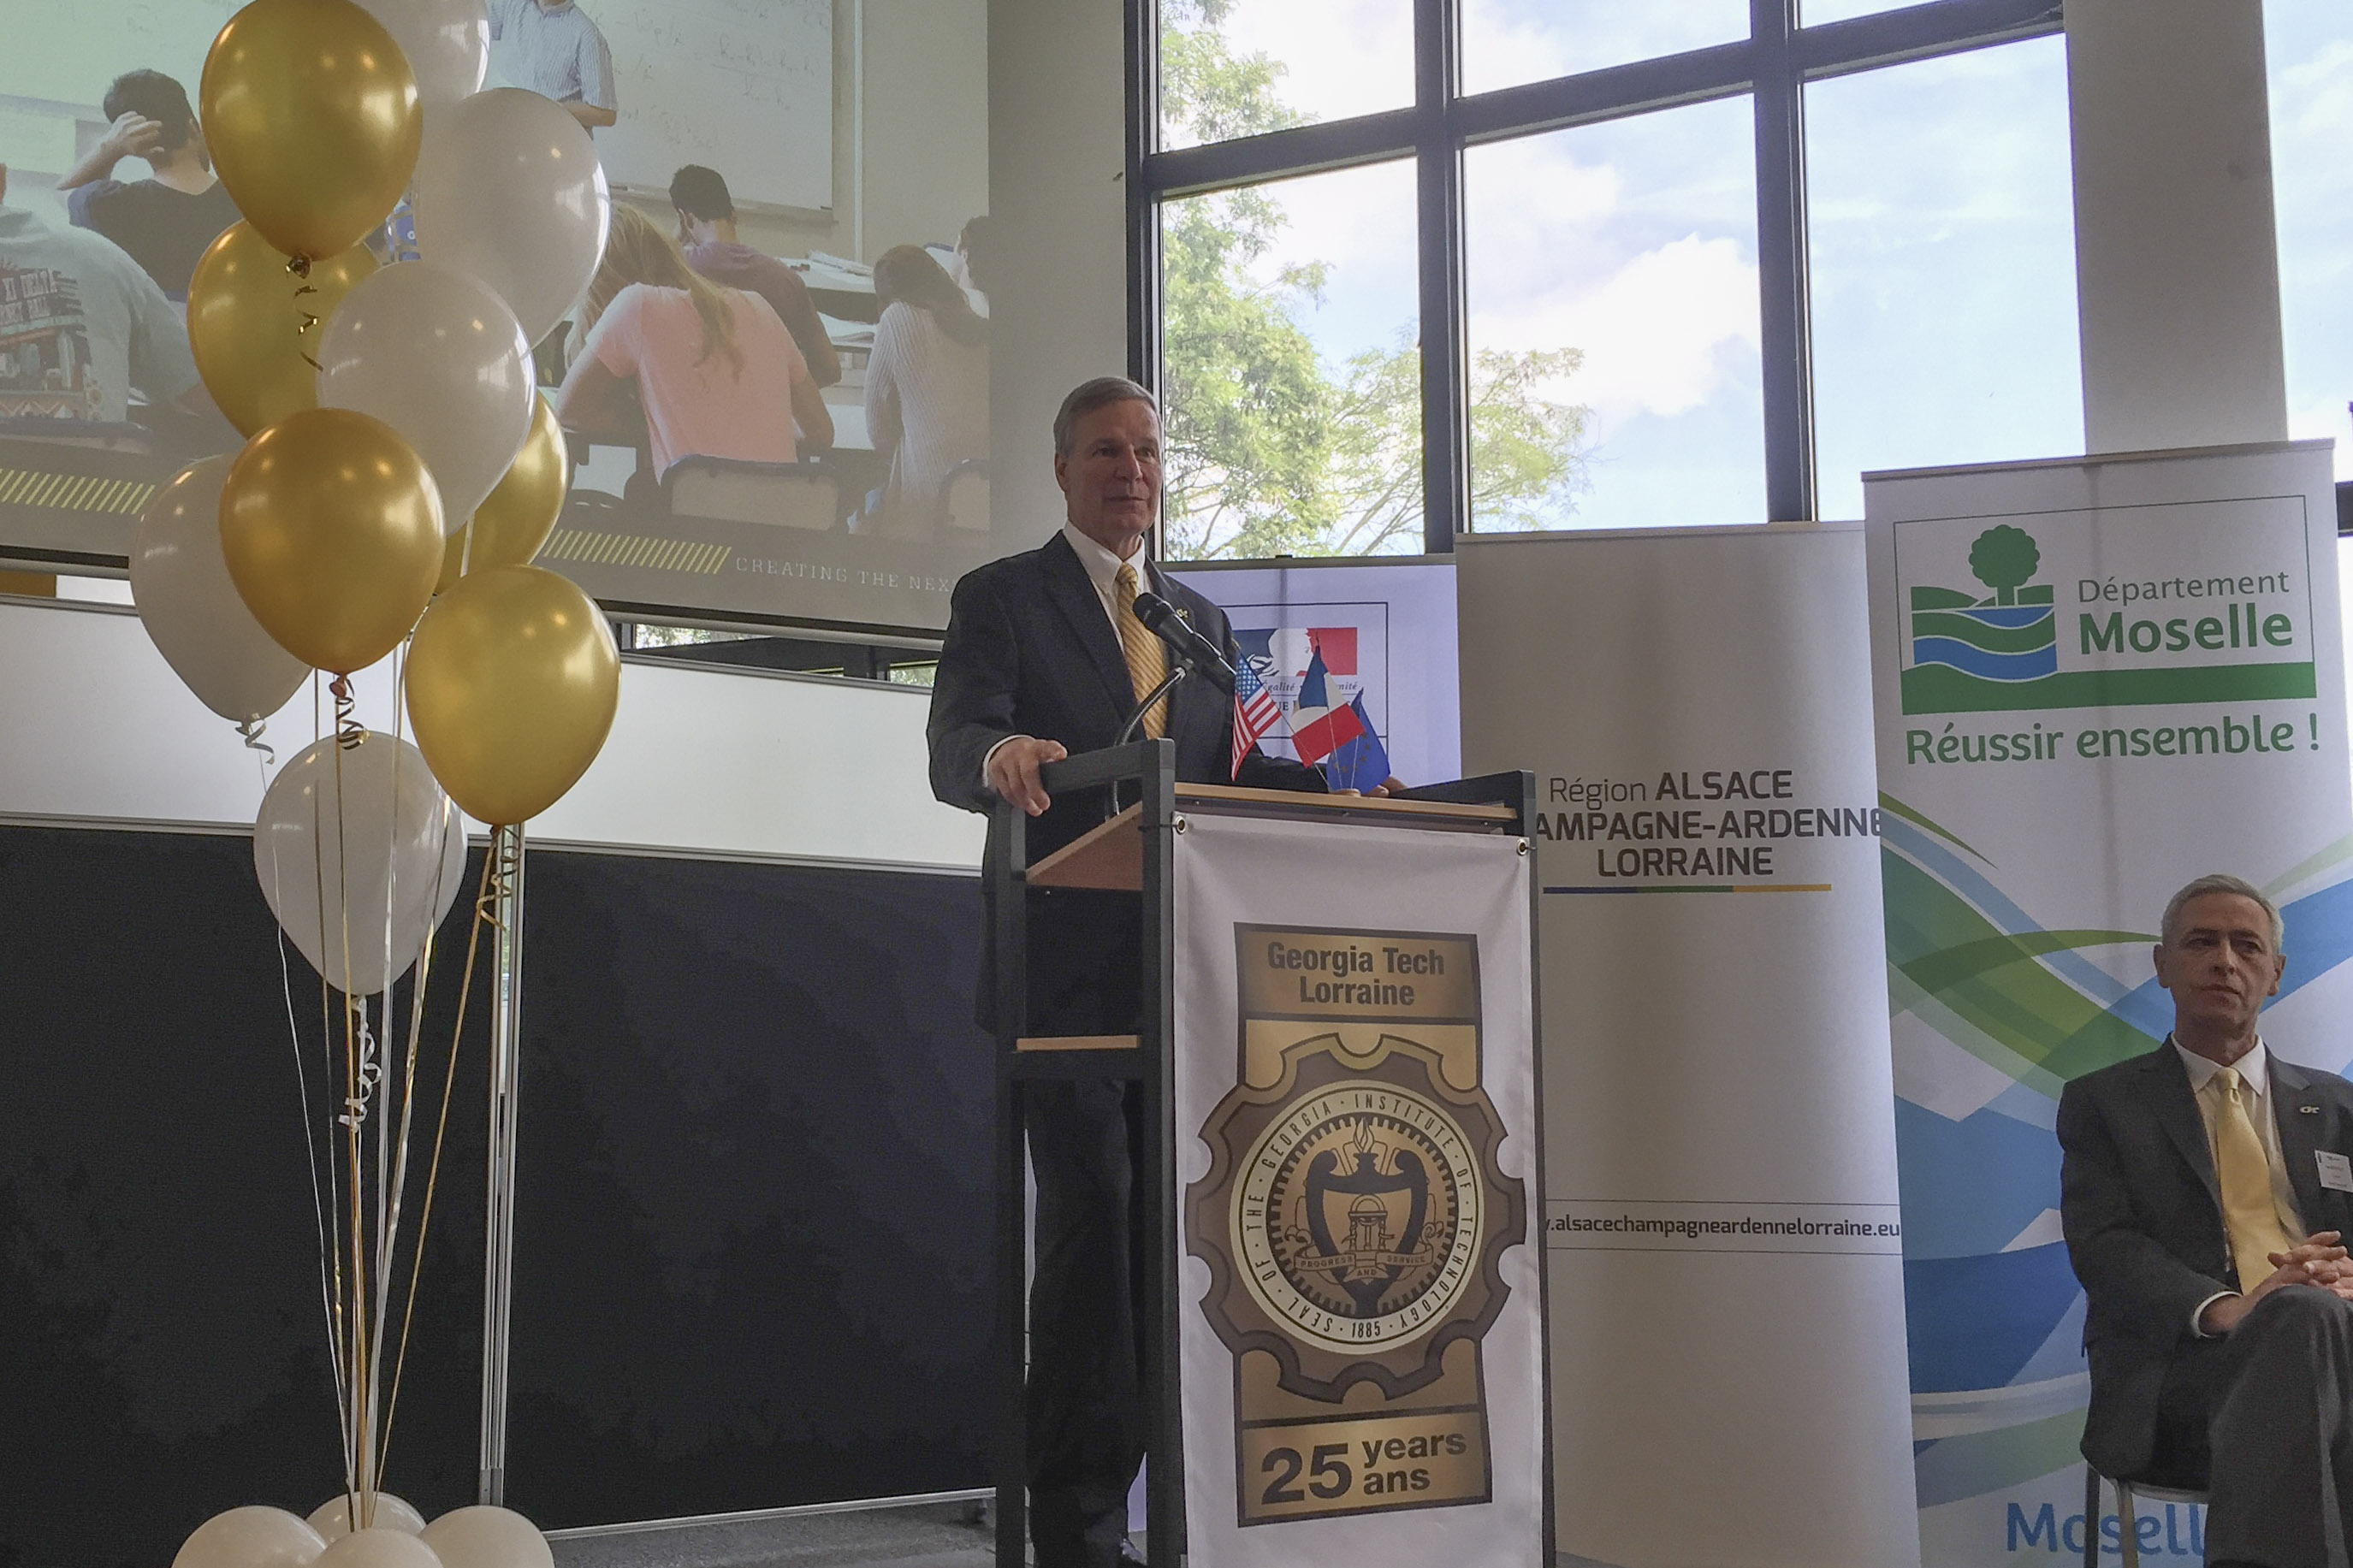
[987,0,1129,548]
[2066,0,2288,453]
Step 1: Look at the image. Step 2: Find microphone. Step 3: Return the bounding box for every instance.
[1133,590,1237,694]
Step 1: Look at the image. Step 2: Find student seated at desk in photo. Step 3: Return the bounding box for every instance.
[668,163,841,388]
[0,163,207,426]
[861,244,987,538]
[554,206,831,487]
[55,69,239,304]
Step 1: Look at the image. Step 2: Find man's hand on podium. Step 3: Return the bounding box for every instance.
[988,736,1069,816]
[1337,776,1409,799]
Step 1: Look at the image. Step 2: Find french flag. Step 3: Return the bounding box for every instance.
[1287,646,1366,766]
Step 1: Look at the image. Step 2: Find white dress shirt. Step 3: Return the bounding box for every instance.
[2176,1035,2310,1333]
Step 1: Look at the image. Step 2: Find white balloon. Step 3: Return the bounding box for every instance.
[317,260,535,531]
[315,1529,444,1568]
[421,1507,552,1568]
[258,735,467,997]
[130,456,310,724]
[353,0,489,112]
[309,1494,429,1541]
[173,1506,325,1568]
[413,87,611,347]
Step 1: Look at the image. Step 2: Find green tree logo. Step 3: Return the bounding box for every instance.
[1969,524,2042,606]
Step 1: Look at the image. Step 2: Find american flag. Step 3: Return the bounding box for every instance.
[1230,657,1287,778]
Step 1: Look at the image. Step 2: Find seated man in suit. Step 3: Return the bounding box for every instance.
[2060,873,2353,1567]
[928,376,1384,1567]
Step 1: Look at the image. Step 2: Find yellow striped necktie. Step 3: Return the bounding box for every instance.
[1115,562,1168,740]
[2211,1066,2298,1290]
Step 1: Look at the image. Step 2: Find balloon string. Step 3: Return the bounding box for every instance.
[362,654,418,1508]
[377,846,499,1480]
[237,718,276,762]
[264,743,347,1470]
[310,673,356,1492]
[331,742,372,1512]
[330,675,367,753]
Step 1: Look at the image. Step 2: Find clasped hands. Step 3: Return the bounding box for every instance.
[986,735,1404,818]
[2200,1231,2353,1334]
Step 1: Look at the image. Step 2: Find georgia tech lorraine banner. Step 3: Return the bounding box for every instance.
[1175,808,1547,1567]
[1865,441,2353,1565]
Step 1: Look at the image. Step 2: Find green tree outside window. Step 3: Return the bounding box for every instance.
[1159,1,1592,559]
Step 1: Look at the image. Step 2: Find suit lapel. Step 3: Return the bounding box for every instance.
[2143,1046,2222,1215]
[1040,533,1136,719]
[2271,1057,2329,1230]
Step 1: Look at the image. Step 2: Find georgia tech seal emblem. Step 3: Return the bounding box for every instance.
[1188,925,1524,1526]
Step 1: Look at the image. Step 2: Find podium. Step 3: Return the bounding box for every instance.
[991,742,1551,1568]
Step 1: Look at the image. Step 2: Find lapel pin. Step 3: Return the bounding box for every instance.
[2302,1104,2320,1115]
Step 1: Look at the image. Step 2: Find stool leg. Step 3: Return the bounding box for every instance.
[2083,1466,2101,1568]
[2116,1479,2137,1568]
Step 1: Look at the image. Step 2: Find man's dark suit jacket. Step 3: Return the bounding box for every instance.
[2058,1043,2353,1478]
[927,530,1325,863]
[927,531,1327,1027]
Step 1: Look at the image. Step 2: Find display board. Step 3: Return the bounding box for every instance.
[504,850,992,1528]
[1458,526,1920,1568]
[1169,557,1461,790]
[1865,441,2353,1565]
[0,826,489,1568]
[0,825,993,1556]
[489,0,834,213]
[1173,807,1548,1566]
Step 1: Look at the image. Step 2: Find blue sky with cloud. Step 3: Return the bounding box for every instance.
[1182,0,2351,535]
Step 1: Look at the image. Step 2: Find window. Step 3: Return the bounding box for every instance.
[1464,98,1763,530]
[1159,0,1415,151]
[1161,160,1422,558]
[1460,1,1748,96]
[1138,0,2073,559]
[1807,37,2081,518]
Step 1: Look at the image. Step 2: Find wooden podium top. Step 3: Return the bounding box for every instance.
[1026,784,1518,892]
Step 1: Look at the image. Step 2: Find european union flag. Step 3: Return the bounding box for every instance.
[1323,693,1390,792]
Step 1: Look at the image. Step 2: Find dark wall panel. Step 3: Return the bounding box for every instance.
[0,828,487,1568]
[506,853,992,1528]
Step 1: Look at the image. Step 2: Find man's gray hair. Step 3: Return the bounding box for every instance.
[1053,376,1158,458]
[2160,873,2285,950]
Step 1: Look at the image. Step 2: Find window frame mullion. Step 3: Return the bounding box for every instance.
[1418,0,1467,553]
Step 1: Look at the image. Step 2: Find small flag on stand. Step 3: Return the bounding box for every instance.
[1231,656,1286,778]
[1288,647,1366,766]
[1322,693,1391,792]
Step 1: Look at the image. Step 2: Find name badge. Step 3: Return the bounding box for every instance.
[2317,1151,2353,1193]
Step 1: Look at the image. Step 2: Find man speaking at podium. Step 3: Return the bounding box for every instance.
[927,376,1335,1567]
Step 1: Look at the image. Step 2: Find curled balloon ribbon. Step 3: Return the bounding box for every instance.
[236,717,276,762]
[336,1005,381,1132]
[329,673,368,752]
[287,252,324,373]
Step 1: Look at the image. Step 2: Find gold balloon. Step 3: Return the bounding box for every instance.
[200,0,423,259]
[406,566,619,825]
[220,408,445,673]
[188,222,377,436]
[439,394,569,593]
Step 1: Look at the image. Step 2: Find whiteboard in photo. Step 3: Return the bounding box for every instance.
[490,0,834,213]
